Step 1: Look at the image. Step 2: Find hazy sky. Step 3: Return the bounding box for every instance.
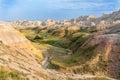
[0,0,119,21]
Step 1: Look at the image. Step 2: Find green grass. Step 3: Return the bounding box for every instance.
[47,63,60,69]
[78,77,111,80]
[0,68,28,80]
[18,27,98,68]
[50,44,98,68]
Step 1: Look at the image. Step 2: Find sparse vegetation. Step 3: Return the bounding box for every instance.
[34,35,43,40]
[1,9,120,80]
[18,27,98,68]
[77,77,111,80]
[17,25,119,80]
[47,63,60,69]
[97,61,108,71]
[0,68,28,80]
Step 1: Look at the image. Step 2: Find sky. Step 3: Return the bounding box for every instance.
[0,0,120,21]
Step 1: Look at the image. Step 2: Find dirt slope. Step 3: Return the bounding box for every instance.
[0,23,45,79]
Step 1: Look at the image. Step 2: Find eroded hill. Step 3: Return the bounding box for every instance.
[1,10,120,80]
[0,22,114,80]
[18,23,120,79]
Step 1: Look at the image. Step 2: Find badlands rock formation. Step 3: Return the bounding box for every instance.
[0,21,113,80]
[10,9,120,29]
[0,10,120,80]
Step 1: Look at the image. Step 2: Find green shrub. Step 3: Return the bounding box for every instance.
[47,63,60,69]
[34,35,43,40]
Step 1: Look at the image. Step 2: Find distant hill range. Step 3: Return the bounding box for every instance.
[10,9,120,29]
